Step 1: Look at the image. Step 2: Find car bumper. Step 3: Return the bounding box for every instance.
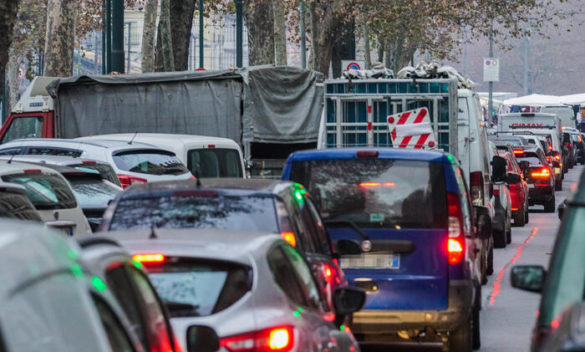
[351,280,473,337]
[528,185,554,204]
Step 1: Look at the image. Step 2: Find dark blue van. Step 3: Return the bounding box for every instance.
[282,148,484,351]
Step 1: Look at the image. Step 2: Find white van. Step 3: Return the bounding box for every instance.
[541,105,575,129]
[78,133,245,179]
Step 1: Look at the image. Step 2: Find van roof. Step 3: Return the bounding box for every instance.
[286,147,447,163]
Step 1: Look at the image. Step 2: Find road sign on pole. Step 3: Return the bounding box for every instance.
[484,58,500,82]
[342,60,364,71]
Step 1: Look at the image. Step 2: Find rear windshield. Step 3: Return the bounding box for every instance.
[146,259,252,317]
[0,191,42,221]
[289,159,447,228]
[1,173,77,210]
[67,177,122,209]
[113,149,189,176]
[69,163,121,186]
[188,149,243,178]
[109,193,278,232]
[516,153,542,166]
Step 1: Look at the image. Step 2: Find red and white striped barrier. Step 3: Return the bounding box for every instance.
[388,108,436,149]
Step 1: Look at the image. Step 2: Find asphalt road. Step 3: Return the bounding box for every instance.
[361,165,584,352]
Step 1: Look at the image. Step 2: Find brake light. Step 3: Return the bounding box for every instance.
[323,263,334,284]
[549,144,553,151]
[513,150,524,156]
[208,144,216,148]
[24,169,41,173]
[82,160,97,164]
[132,254,165,263]
[493,189,500,196]
[447,192,464,265]
[546,156,552,163]
[469,171,484,206]
[356,150,379,158]
[359,182,380,188]
[554,154,561,161]
[281,232,297,247]
[220,326,294,352]
[117,174,147,189]
[448,238,464,265]
[531,168,551,178]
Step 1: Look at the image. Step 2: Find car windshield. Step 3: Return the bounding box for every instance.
[112,149,189,176]
[289,159,447,228]
[67,177,122,209]
[516,153,542,166]
[146,260,252,317]
[1,172,77,210]
[188,148,243,178]
[109,193,278,232]
[0,191,42,221]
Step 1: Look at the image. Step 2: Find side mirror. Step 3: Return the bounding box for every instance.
[510,265,546,293]
[558,199,567,220]
[333,286,366,315]
[506,173,522,185]
[186,325,220,352]
[492,155,507,182]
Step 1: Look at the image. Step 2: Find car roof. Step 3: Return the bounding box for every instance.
[2,138,162,150]
[0,159,63,176]
[0,154,109,166]
[79,133,241,149]
[121,178,294,197]
[0,220,82,299]
[100,228,281,266]
[286,147,446,162]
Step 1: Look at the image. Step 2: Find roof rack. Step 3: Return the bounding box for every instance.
[77,237,121,249]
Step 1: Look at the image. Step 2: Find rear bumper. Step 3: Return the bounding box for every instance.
[351,280,474,336]
[528,185,554,204]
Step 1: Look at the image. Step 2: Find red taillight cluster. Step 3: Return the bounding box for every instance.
[513,149,524,156]
[447,193,465,265]
[554,154,561,161]
[132,253,165,264]
[220,326,294,352]
[117,174,147,189]
[280,232,297,247]
[531,168,551,179]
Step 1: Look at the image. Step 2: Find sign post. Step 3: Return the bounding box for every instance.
[483,58,500,82]
[342,60,364,71]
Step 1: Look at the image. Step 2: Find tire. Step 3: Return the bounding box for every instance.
[506,228,511,244]
[493,229,506,249]
[544,195,556,213]
[480,254,487,285]
[513,207,525,227]
[472,290,481,350]
[525,209,529,224]
[486,246,494,276]
[555,178,563,191]
[449,314,473,352]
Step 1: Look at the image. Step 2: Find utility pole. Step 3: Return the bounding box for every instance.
[126,22,132,73]
[199,0,204,69]
[300,1,306,68]
[488,20,494,124]
[111,0,125,73]
[523,33,530,95]
[236,0,243,67]
[105,0,111,73]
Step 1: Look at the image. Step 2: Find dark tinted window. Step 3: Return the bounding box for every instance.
[69,163,121,186]
[0,191,42,221]
[113,150,188,176]
[289,159,447,229]
[188,149,242,178]
[1,116,43,144]
[28,147,82,157]
[91,294,135,352]
[109,193,278,232]
[68,177,121,209]
[146,259,252,317]
[0,147,23,156]
[267,247,310,307]
[2,172,77,210]
[516,152,544,166]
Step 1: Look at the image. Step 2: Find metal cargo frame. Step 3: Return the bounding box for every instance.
[323,78,459,156]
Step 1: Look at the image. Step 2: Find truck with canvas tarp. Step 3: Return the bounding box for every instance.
[0,66,324,178]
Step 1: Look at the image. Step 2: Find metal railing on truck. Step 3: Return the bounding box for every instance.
[322,78,459,155]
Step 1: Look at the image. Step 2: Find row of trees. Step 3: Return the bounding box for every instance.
[0,0,578,97]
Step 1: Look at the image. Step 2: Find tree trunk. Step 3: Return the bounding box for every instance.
[377,39,384,63]
[170,0,196,71]
[154,29,164,72]
[309,0,349,77]
[141,0,158,72]
[273,0,287,66]
[0,0,20,76]
[362,19,370,69]
[43,0,77,76]
[6,54,19,111]
[244,0,275,66]
[331,19,355,77]
[159,0,175,71]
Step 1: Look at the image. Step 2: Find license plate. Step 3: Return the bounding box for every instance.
[528,184,535,189]
[340,254,400,270]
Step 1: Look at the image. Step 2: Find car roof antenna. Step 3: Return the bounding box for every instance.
[6,154,15,164]
[128,131,138,145]
[149,225,158,239]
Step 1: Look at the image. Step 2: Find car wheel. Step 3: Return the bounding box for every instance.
[525,208,529,224]
[544,195,556,213]
[472,292,481,350]
[481,255,487,285]
[449,314,473,352]
[486,245,494,276]
[555,179,563,191]
[513,207,525,227]
[506,228,511,244]
[493,230,506,249]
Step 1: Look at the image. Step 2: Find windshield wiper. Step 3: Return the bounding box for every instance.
[323,219,371,242]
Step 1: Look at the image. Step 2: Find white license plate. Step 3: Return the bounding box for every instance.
[340,254,400,270]
[528,184,535,189]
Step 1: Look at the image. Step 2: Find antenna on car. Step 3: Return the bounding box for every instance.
[6,154,15,164]
[149,225,158,239]
[128,131,138,145]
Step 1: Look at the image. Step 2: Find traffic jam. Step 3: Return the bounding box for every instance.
[1,65,584,352]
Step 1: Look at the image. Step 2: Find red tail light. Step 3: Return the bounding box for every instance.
[493,189,500,196]
[447,192,465,265]
[356,150,379,158]
[549,144,553,151]
[220,326,294,352]
[359,182,380,188]
[546,156,552,163]
[117,174,147,189]
[322,263,334,284]
[132,253,165,264]
[554,154,561,161]
[281,232,297,247]
[531,168,551,178]
[513,149,524,156]
[469,171,484,206]
[24,169,42,173]
[82,160,97,164]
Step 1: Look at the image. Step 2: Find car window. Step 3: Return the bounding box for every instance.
[284,193,316,253]
[280,245,322,310]
[0,191,42,221]
[2,172,77,210]
[267,246,311,307]
[28,147,82,157]
[305,197,333,256]
[109,193,278,232]
[126,267,173,352]
[69,163,122,186]
[1,116,43,144]
[146,259,252,317]
[188,148,243,178]
[91,294,136,352]
[105,264,148,348]
[0,147,23,156]
[67,177,121,209]
[452,165,472,237]
[113,149,189,176]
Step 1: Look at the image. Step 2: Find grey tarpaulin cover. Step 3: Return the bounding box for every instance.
[47,66,323,145]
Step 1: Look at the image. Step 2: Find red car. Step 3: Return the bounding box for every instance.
[498,150,530,226]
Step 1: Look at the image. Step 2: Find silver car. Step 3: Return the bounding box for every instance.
[107,228,365,352]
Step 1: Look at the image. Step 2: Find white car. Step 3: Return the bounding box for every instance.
[0,138,193,188]
[77,133,245,178]
[0,160,91,235]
